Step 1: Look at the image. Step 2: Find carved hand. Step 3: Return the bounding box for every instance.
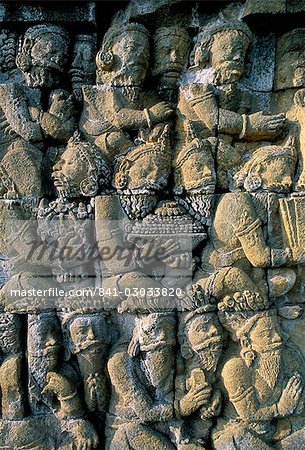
[69,419,99,450]
[85,373,108,412]
[277,372,303,417]
[246,112,286,139]
[200,389,222,419]
[179,369,212,417]
[148,101,174,124]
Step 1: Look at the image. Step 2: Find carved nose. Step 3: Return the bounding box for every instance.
[46,336,56,347]
[170,50,177,62]
[53,160,63,171]
[88,327,95,340]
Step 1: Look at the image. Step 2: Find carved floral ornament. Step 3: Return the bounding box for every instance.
[0,0,304,448]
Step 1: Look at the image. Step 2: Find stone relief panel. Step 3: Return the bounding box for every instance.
[0,0,304,449]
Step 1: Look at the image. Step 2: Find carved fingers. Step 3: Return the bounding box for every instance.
[247,112,287,139]
[278,372,303,416]
[149,101,174,124]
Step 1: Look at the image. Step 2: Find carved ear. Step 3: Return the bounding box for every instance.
[80,177,98,197]
[96,49,114,71]
[244,173,262,192]
[16,37,32,71]
[240,348,256,368]
[240,336,250,348]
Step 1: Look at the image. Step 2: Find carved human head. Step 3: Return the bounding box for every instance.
[152,26,191,80]
[70,34,96,86]
[234,142,296,193]
[221,310,282,363]
[173,139,216,194]
[28,312,62,371]
[190,21,251,84]
[238,311,283,381]
[128,313,176,388]
[128,313,176,355]
[179,308,223,372]
[96,21,150,86]
[276,29,305,90]
[68,314,108,354]
[114,140,171,193]
[16,24,70,88]
[52,132,112,198]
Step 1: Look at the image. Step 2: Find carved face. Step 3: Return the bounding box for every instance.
[210,30,248,84]
[29,316,61,371]
[138,315,176,352]
[276,49,305,88]
[52,146,86,197]
[29,33,69,87]
[153,32,190,78]
[176,147,216,194]
[69,315,106,353]
[249,316,282,354]
[186,315,222,372]
[116,147,171,192]
[100,30,150,85]
[70,36,96,83]
[259,158,294,193]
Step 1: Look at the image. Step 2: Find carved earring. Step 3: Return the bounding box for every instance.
[244,174,262,192]
[240,347,256,367]
[80,177,98,197]
[96,49,114,71]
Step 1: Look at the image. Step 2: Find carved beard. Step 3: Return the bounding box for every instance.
[141,347,174,392]
[196,350,219,373]
[214,65,243,85]
[26,66,60,88]
[257,350,281,389]
[119,192,157,220]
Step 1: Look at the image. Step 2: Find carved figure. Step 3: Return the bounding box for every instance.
[27,312,99,448]
[70,34,97,102]
[106,313,176,449]
[0,24,75,199]
[64,313,110,415]
[0,313,24,420]
[79,18,174,218]
[214,310,305,450]
[187,142,303,313]
[174,16,287,216]
[152,26,191,103]
[175,306,223,448]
